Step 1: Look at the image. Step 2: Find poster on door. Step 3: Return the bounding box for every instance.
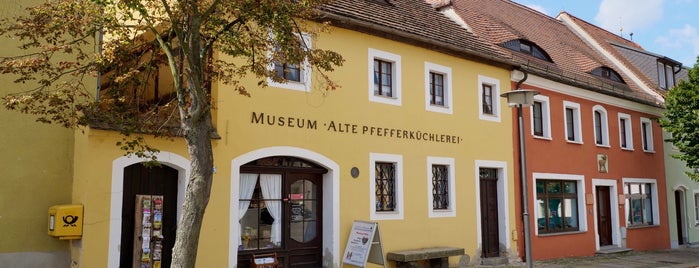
[134,195,165,268]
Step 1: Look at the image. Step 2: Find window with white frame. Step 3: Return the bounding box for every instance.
[369,48,402,106]
[563,101,582,143]
[533,173,585,235]
[592,105,610,147]
[618,113,633,150]
[623,178,659,226]
[370,153,404,220]
[640,117,654,152]
[425,62,453,114]
[478,75,501,122]
[530,95,551,139]
[427,157,456,217]
[268,33,311,92]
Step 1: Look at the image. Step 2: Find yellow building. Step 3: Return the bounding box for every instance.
[68,1,518,267]
[0,1,77,267]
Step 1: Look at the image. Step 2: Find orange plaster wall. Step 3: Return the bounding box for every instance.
[510,82,670,260]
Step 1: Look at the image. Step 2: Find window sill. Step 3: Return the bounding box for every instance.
[479,114,501,122]
[537,230,585,237]
[621,147,635,152]
[595,144,611,148]
[533,135,552,141]
[566,140,583,145]
[643,149,656,153]
[626,224,659,230]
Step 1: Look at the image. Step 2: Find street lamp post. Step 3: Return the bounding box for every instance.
[500,89,539,268]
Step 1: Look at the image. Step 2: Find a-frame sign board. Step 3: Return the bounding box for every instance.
[342,221,385,267]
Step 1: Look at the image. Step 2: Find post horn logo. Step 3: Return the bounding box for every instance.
[63,215,79,227]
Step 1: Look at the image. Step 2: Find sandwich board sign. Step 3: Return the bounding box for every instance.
[342,221,385,267]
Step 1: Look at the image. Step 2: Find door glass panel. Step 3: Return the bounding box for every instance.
[304,201,317,220]
[289,179,318,243]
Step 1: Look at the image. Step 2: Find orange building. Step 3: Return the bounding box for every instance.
[442,0,670,260]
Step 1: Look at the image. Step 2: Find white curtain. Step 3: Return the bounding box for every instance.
[260,174,282,246]
[238,173,258,246]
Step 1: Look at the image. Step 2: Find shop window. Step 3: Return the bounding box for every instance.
[239,173,282,251]
[536,179,580,234]
[624,180,659,226]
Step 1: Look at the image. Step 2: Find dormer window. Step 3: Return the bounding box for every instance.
[502,39,553,62]
[591,66,625,84]
[658,60,677,90]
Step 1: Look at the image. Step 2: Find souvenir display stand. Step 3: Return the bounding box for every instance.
[133,195,165,268]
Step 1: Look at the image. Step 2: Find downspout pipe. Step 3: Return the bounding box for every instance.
[516,67,528,90]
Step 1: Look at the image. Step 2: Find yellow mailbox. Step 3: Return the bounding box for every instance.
[48,204,83,240]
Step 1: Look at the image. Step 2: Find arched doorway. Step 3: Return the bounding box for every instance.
[237,156,327,268]
[119,163,179,268]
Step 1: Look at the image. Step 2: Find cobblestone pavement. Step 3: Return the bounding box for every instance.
[529,247,699,268]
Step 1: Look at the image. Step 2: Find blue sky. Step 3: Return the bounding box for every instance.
[512,0,699,68]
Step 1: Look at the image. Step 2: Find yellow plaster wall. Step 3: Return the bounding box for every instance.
[0,0,73,264]
[73,25,516,267]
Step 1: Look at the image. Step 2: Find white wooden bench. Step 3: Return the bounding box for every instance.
[386,247,465,268]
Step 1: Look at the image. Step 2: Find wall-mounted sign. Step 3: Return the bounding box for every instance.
[251,112,462,145]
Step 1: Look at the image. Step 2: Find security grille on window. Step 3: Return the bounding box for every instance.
[536,180,579,233]
[375,162,396,211]
[626,183,653,226]
[432,164,449,210]
[482,84,493,115]
[374,60,393,97]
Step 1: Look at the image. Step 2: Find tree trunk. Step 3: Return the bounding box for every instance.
[170,111,214,268]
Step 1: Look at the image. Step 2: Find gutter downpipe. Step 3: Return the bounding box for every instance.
[515,68,533,268]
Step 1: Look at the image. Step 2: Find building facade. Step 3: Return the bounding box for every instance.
[558,12,699,249]
[441,0,671,260]
[0,1,79,267]
[69,1,521,267]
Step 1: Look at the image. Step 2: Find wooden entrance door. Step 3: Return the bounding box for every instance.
[596,186,612,246]
[120,163,178,268]
[285,173,323,267]
[675,190,685,245]
[479,168,499,258]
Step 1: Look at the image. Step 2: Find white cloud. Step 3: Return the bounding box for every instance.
[655,24,699,66]
[595,0,664,34]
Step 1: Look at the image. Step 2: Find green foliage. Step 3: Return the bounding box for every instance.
[660,56,699,181]
[0,0,344,156]
[0,0,344,266]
